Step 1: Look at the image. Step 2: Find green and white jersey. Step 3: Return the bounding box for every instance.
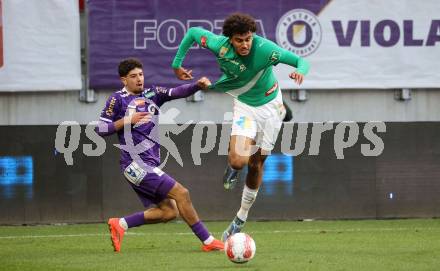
[172,27,310,106]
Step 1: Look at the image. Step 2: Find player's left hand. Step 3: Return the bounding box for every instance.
[197,77,212,90]
[289,72,304,85]
[174,67,194,80]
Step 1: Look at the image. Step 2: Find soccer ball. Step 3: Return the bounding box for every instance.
[225,233,256,263]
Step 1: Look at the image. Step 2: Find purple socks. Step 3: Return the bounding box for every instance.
[123,213,210,243]
[190,221,210,243]
[124,211,145,228]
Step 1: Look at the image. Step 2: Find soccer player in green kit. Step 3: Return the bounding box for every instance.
[172,13,310,241]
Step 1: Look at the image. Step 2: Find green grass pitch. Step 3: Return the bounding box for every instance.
[1,219,439,270]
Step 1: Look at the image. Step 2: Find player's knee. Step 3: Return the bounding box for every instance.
[228,155,247,170]
[177,186,191,202]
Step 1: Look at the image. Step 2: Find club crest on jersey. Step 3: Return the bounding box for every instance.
[219,46,229,57]
[201,36,208,47]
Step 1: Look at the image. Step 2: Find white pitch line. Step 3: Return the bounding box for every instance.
[0,233,106,239]
[0,227,438,240]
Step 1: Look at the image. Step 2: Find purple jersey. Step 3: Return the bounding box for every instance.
[98,83,199,170]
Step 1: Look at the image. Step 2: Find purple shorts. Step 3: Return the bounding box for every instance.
[126,169,176,208]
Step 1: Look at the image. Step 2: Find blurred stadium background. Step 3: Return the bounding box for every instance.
[0,0,439,226]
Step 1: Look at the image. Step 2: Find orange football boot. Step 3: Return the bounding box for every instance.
[202,239,224,252]
[108,218,125,252]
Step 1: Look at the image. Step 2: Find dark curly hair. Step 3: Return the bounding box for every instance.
[118,58,143,77]
[222,13,257,38]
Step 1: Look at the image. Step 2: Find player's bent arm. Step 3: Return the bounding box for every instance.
[95,117,127,136]
[171,27,222,69]
[278,48,310,75]
[260,37,310,75]
[95,113,149,136]
[95,120,118,137]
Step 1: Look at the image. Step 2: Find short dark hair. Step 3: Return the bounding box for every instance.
[118,58,143,77]
[222,13,257,38]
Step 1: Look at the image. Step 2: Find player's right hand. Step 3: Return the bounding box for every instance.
[174,67,194,80]
[127,112,152,125]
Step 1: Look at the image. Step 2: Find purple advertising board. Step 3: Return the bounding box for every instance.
[87,0,329,89]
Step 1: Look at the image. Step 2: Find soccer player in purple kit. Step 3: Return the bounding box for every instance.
[96,58,224,253]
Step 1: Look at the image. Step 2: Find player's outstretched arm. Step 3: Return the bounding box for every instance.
[172,27,223,80]
[166,77,212,100]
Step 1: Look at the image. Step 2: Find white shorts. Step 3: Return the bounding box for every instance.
[231,89,286,151]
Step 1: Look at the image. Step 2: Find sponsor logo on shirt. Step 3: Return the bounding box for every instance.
[265,82,278,96]
[269,51,281,63]
[143,90,155,98]
[133,98,146,113]
[155,86,168,94]
[134,98,145,107]
[225,58,240,65]
[201,36,207,48]
[147,104,157,114]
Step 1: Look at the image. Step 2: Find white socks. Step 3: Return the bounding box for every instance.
[119,218,128,231]
[203,235,215,245]
[236,185,259,222]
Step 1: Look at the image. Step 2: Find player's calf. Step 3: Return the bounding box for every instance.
[282,101,293,122]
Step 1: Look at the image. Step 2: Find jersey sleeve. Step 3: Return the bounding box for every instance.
[151,83,200,106]
[258,36,310,75]
[172,27,224,68]
[96,93,121,136]
[99,93,121,123]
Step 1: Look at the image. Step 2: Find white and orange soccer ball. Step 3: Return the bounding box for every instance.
[225,233,256,263]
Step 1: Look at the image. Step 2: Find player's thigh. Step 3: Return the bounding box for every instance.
[260,121,282,152]
[257,111,283,153]
[166,181,190,201]
[228,135,256,164]
[231,104,258,152]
